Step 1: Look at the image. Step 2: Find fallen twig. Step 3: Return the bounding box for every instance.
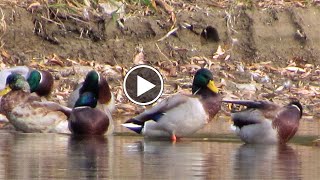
[155,0,174,13]
[155,43,170,61]
[157,27,179,41]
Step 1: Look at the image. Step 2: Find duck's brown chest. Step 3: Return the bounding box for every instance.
[201,95,222,120]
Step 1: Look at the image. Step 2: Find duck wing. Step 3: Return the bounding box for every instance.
[67,83,83,108]
[231,109,266,128]
[31,101,72,117]
[224,100,279,128]
[126,94,190,123]
[223,99,269,109]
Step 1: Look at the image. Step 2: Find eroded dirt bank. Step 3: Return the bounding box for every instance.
[1,2,320,65]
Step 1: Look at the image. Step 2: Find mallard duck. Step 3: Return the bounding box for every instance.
[0,66,53,96]
[67,70,115,134]
[0,73,70,133]
[122,68,222,141]
[67,70,115,113]
[223,99,303,144]
[68,91,110,135]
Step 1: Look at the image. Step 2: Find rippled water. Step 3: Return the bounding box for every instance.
[0,117,319,179]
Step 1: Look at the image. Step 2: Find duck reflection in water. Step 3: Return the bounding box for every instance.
[123,139,218,179]
[67,136,109,179]
[233,144,301,179]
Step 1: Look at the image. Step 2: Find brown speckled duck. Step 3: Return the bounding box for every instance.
[0,73,69,133]
[122,68,222,141]
[223,99,303,144]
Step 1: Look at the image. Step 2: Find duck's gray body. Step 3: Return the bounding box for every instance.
[225,100,302,144]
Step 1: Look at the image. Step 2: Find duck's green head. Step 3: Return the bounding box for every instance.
[6,73,29,90]
[0,73,29,95]
[81,70,100,96]
[74,92,98,108]
[27,70,41,93]
[192,68,219,94]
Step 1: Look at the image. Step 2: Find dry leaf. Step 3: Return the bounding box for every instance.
[285,66,306,73]
[133,51,145,65]
[155,0,174,13]
[213,45,225,59]
[27,2,41,11]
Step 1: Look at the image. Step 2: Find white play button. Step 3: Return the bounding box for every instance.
[137,75,156,97]
[123,64,164,106]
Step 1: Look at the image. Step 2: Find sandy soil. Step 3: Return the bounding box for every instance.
[1,1,320,65]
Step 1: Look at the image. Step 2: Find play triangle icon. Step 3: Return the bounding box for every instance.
[137,75,156,97]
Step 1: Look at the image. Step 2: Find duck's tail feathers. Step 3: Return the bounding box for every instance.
[122,118,144,134]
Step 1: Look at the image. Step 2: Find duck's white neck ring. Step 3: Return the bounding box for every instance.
[193,88,201,95]
[38,71,44,84]
[291,104,301,112]
[97,71,101,82]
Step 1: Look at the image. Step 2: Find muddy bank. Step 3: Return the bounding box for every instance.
[0,2,319,66]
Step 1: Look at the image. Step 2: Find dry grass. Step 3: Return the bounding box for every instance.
[0,7,6,48]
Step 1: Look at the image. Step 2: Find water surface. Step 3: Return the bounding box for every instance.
[0,116,319,179]
[0,131,319,179]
